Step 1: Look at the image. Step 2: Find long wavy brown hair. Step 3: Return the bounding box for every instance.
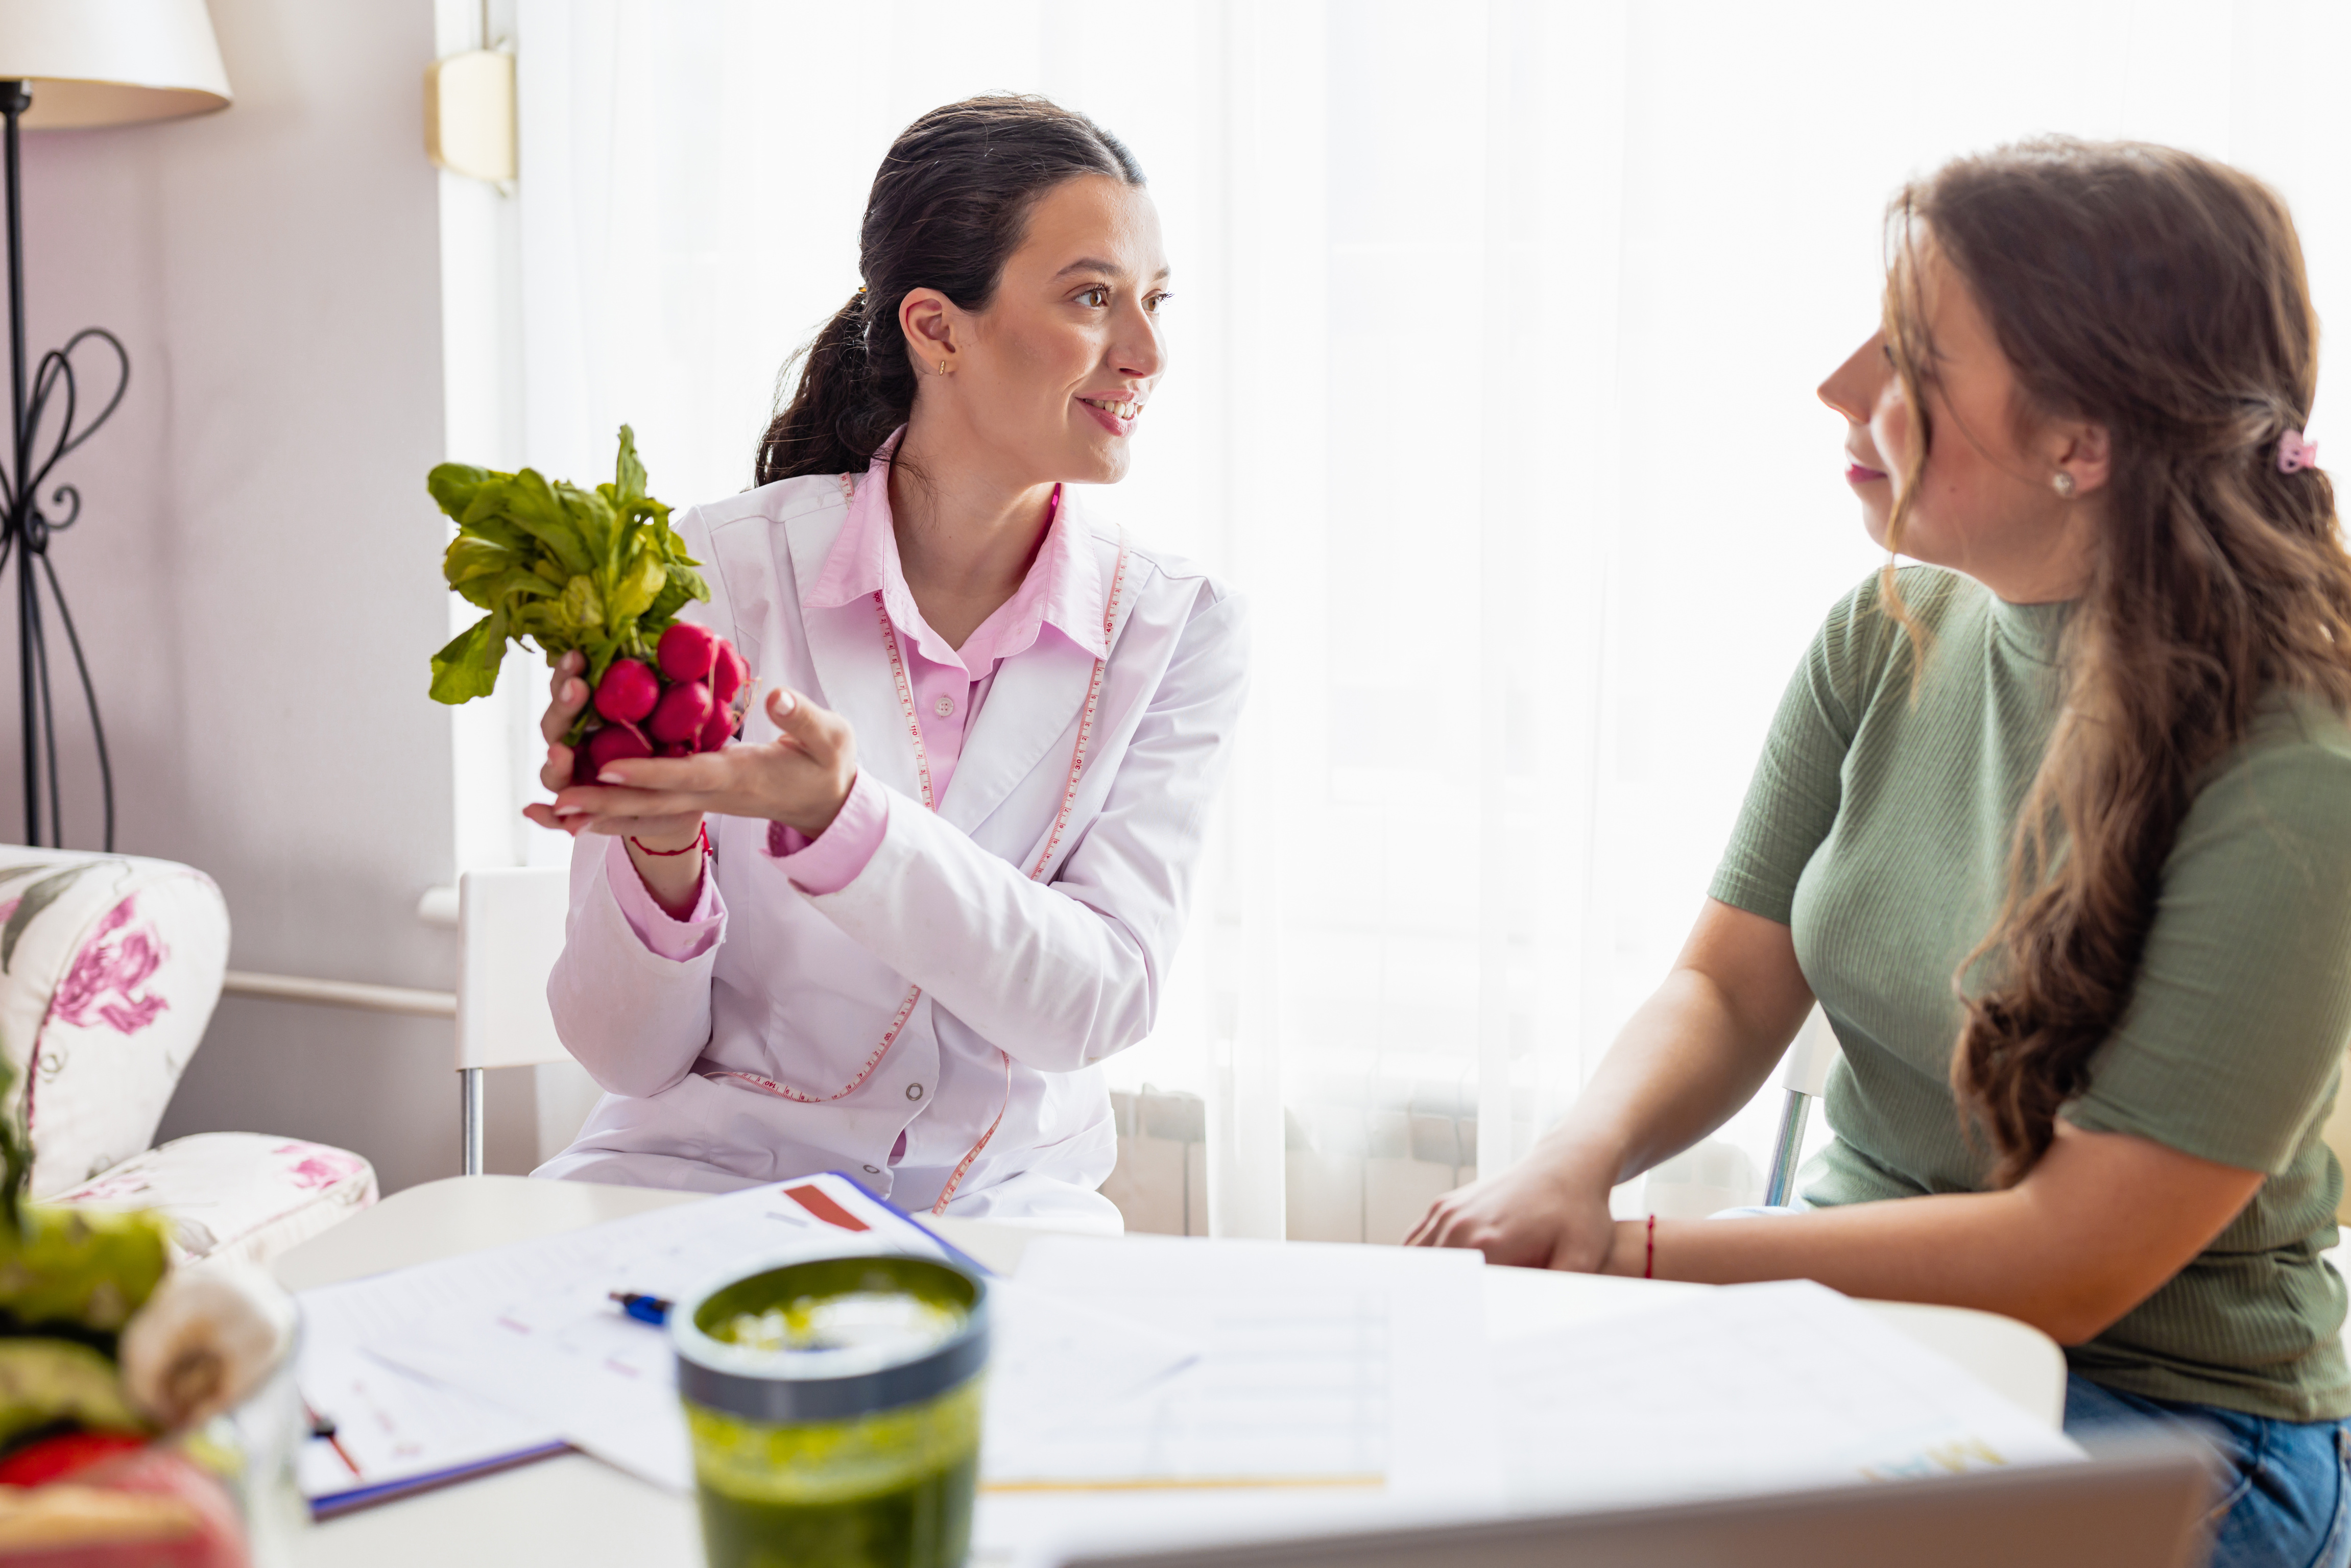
[1876,139,2351,1187]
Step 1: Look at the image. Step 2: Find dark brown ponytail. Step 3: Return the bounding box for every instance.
[755,94,1144,487]
[1875,139,2351,1185]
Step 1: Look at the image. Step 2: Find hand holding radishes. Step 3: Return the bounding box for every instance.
[523,598,858,843]
[536,674,861,856]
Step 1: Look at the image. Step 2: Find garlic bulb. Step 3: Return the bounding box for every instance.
[117,1263,296,1431]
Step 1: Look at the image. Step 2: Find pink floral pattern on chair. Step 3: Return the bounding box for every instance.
[51,896,168,1035]
[53,1132,379,1267]
[275,1142,366,1191]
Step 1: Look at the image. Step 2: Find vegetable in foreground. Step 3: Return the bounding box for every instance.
[0,1062,293,1564]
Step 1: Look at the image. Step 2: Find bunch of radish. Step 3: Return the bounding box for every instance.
[425,425,755,782]
[574,621,753,780]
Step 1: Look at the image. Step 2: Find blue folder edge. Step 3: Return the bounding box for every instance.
[849,1172,999,1279]
[307,1439,575,1519]
[304,1172,993,1519]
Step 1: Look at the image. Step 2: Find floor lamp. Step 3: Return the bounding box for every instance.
[0,1,230,850]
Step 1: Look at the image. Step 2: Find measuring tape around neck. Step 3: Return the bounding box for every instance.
[713,528,1132,1214]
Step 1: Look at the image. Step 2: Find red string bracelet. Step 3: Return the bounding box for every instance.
[1644,1214,1657,1280]
[630,823,707,858]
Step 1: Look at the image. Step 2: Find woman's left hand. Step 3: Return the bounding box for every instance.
[547,686,860,840]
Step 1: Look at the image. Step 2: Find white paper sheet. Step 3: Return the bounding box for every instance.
[293,1342,563,1504]
[996,1235,1494,1495]
[356,1174,943,1484]
[982,1281,1204,1450]
[370,1235,1203,1493]
[1492,1277,2083,1511]
[300,1173,945,1495]
[973,1236,1499,1567]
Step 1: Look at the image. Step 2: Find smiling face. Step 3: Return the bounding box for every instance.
[898,174,1169,488]
[1816,235,2106,601]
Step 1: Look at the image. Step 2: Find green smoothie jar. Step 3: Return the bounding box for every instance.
[670,1254,989,1568]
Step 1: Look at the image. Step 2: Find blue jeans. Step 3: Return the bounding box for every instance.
[2066,1373,2351,1568]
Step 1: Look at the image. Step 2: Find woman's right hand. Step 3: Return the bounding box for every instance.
[1404,1150,1620,1272]
[520,650,703,852]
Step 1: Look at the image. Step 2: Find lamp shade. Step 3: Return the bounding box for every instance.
[0,0,230,128]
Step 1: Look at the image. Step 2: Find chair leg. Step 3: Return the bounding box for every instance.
[1763,1089,1812,1208]
[462,1067,485,1176]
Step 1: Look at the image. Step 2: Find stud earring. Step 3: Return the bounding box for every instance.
[2052,471,2077,499]
[937,359,949,377]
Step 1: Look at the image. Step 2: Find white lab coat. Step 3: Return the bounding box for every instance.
[533,472,1248,1224]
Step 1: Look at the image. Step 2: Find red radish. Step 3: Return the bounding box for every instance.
[649,679,713,743]
[585,721,654,774]
[697,704,736,753]
[0,1429,148,1487]
[710,642,749,707]
[593,658,660,723]
[659,741,694,758]
[658,622,719,683]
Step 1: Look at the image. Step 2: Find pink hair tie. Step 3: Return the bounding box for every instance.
[2278,430,2320,473]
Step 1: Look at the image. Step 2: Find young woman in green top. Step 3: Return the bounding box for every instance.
[1411,138,2351,1565]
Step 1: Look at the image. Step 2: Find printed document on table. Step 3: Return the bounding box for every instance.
[294,1342,566,1513]
[348,1173,949,1489]
[1493,1277,2083,1510]
[987,1235,1497,1497]
[974,1236,1498,1568]
[348,1174,1200,1495]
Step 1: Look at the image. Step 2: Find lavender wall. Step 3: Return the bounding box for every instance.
[13,0,533,1192]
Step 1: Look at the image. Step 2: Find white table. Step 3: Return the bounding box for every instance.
[272,1176,2066,1567]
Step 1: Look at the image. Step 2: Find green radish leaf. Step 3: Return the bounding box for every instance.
[1,867,90,973]
[427,463,495,518]
[504,471,594,576]
[429,614,506,704]
[435,428,681,685]
[458,515,534,556]
[445,536,511,573]
[560,483,617,568]
[497,572,557,602]
[615,425,648,508]
[457,477,518,529]
[645,565,707,627]
[557,575,604,637]
[444,538,515,588]
[607,547,664,623]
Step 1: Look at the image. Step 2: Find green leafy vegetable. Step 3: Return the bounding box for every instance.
[425,426,708,704]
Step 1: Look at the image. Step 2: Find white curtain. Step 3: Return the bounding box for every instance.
[495,0,2351,1237]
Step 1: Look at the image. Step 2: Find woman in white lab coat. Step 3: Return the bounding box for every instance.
[522,96,1248,1231]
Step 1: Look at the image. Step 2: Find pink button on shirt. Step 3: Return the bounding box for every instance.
[607,449,1110,954]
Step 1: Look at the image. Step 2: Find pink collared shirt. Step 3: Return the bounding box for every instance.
[608,445,1109,953]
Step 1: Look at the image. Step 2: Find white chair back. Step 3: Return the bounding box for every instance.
[454,866,572,1173]
[1761,1005,1842,1207]
[1781,1006,1840,1098]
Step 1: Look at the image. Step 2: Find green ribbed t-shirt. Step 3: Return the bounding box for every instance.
[1712,567,2351,1422]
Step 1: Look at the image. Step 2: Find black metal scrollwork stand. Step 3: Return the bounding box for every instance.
[0,80,124,851]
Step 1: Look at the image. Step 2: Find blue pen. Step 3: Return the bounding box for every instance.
[609,1290,672,1325]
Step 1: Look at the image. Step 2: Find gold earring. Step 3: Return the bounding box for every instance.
[2052,471,2076,498]
[937,359,949,377]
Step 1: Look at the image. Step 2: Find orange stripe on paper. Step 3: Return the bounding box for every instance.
[785,1184,870,1233]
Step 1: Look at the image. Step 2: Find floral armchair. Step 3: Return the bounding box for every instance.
[0,846,376,1265]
